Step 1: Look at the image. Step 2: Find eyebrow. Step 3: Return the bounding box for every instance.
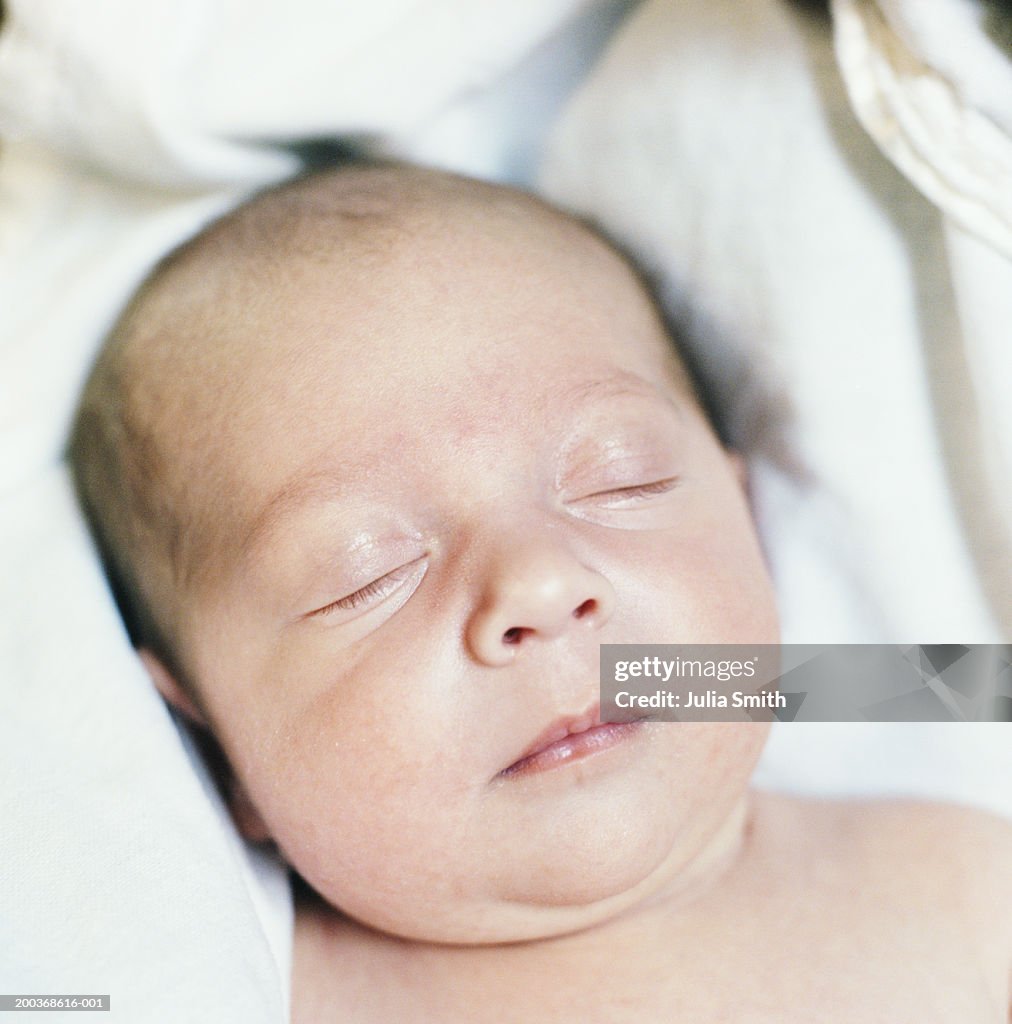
[552,371,680,413]
[238,468,358,565]
[240,370,681,560]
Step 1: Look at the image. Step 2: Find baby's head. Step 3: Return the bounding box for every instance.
[71,163,778,943]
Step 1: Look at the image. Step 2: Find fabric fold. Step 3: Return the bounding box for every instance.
[832,0,1012,256]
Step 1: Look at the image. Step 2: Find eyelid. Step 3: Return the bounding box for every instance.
[565,475,681,509]
[577,475,680,503]
[307,556,427,619]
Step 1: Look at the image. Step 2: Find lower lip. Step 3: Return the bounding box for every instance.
[500,721,645,778]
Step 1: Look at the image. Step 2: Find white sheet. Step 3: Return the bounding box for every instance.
[2,0,1009,1020]
[0,465,291,1020]
[0,0,591,189]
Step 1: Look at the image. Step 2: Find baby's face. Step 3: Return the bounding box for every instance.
[167,199,778,943]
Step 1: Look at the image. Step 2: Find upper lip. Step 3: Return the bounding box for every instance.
[502,702,603,773]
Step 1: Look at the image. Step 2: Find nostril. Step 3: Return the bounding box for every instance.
[500,602,598,647]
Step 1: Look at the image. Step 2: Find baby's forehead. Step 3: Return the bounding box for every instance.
[119,168,692,557]
[134,178,673,412]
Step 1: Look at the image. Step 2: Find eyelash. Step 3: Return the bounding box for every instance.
[582,476,680,503]
[313,560,423,617]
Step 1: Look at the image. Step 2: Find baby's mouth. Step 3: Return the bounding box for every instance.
[499,703,645,778]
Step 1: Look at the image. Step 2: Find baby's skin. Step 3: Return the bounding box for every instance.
[293,793,1012,1022]
[76,166,1012,1021]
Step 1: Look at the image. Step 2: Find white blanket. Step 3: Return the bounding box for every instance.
[2,0,1009,1020]
[0,466,292,1020]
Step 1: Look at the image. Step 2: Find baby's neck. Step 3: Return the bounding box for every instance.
[292,794,755,1020]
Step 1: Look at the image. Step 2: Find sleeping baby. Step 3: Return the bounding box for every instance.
[69,162,1012,1021]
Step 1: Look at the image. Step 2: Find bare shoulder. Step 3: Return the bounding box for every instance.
[753,789,1012,874]
[861,800,1012,983]
[753,792,1012,974]
[850,798,1012,894]
[747,793,1012,1016]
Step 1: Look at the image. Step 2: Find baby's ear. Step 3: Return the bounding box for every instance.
[137,648,207,727]
[138,647,274,845]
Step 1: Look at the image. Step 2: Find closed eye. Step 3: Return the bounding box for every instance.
[579,476,680,504]
[308,557,427,618]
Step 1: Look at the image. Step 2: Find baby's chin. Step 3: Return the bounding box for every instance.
[304,793,752,947]
[317,872,669,947]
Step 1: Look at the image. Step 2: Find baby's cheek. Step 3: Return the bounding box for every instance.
[613,534,776,644]
[702,722,771,776]
[649,723,768,834]
[252,696,474,915]
[664,518,776,641]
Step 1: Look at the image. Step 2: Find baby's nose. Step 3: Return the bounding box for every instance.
[466,539,616,666]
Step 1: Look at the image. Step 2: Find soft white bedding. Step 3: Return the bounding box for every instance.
[2,1,1008,1020]
[0,465,292,1020]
